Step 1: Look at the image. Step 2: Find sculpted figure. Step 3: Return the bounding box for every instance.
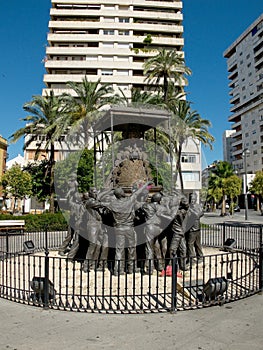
[142,192,167,273]
[58,174,81,257]
[102,181,152,275]
[185,192,204,263]
[81,187,104,272]
[169,196,189,271]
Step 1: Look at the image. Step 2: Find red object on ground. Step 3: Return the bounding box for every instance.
[160,266,182,278]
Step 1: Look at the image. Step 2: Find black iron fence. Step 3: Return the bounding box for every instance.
[201,222,262,252]
[0,227,67,255]
[0,222,262,313]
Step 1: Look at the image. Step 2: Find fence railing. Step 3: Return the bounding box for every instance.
[201,222,262,252]
[0,228,67,255]
[0,222,262,313]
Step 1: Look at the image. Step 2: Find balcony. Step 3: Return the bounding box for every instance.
[228,70,238,81]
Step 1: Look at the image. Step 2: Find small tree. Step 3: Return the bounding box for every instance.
[249,170,263,211]
[206,185,223,212]
[224,175,242,215]
[54,148,94,199]
[1,164,32,213]
[208,161,234,216]
[23,160,52,203]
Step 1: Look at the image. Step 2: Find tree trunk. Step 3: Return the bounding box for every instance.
[176,144,184,193]
[12,196,17,214]
[256,196,260,212]
[221,193,226,216]
[163,74,168,103]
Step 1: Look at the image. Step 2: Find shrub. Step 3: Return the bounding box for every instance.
[0,212,68,231]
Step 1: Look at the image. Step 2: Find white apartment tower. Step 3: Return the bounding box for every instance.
[43,0,184,96]
[222,129,235,163]
[224,14,263,174]
[33,0,201,194]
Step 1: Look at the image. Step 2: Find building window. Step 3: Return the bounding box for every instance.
[103,30,114,35]
[119,17,129,23]
[245,132,249,137]
[253,150,258,155]
[119,30,129,36]
[181,154,197,163]
[182,172,200,182]
[252,120,255,124]
[101,69,113,75]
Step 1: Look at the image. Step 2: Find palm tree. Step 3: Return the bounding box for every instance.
[175,100,214,191]
[249,170,263,211]
[66,77,117,146]
[156,100,214,192]
[118,87,164,108]
[10,91,70,213]
[208,161,234,216]
[143,49,191,102]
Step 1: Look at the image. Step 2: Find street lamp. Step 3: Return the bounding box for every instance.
[242,148,250,221]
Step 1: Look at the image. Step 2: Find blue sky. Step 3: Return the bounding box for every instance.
[0,0,262,167]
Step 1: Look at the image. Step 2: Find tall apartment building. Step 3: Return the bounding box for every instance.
[224,14,263,174]
[25,0,201,194]
[43,0,184,96]
[222,129,235,163]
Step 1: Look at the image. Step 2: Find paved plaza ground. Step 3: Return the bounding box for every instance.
[0,293,262,350]
[0,210,262,350]
[201,208,263,225]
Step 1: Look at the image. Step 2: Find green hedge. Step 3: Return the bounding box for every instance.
[0,212,68,231]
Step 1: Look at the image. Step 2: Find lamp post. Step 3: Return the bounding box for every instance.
[242,148,250,221]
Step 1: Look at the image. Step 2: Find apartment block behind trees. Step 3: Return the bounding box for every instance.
[24,0,201,194]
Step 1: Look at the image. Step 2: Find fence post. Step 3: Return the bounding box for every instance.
[222,222,226,246]
[44,226,49,309]
[171,256,177,313]
[5,231,9,255]
[259,225,263,293]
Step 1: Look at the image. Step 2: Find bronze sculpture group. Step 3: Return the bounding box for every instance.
[58,177,204,276]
